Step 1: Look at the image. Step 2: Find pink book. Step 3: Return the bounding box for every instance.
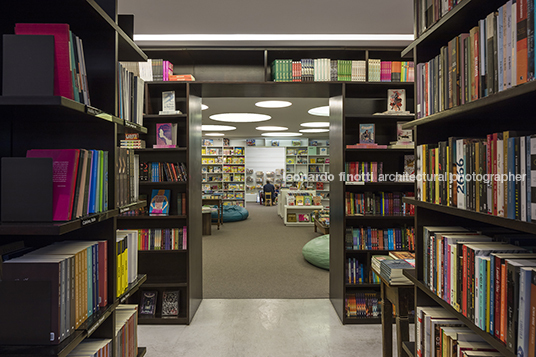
[183,226,187,250]
[26,149,80,221]
[97,240,108,307]
[15,23,74,100]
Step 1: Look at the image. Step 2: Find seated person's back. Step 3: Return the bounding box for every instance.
[263,180,275,195]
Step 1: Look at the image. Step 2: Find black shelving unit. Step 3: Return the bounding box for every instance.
[329,63,416,323]
[0,0,148,354]
[401,0,536,356]
[117,81,202,325]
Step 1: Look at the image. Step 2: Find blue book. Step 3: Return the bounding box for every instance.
[149,189,171,216]
[517,266,535,357]
[507,137,516,219]
[88,149,98,214]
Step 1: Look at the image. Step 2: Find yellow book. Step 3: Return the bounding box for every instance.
[296,196,304,206]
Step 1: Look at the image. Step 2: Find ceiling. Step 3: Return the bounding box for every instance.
[117,0,414,47]
[201,97,329,139]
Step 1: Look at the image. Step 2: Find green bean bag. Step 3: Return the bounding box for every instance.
[211,205,249,222]
[302,234,329,270]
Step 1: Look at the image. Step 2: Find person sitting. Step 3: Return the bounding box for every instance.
[263,180,275,205]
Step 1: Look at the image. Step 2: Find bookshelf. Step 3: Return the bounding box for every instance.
[202,140,246,207]
[285,145,330,204]
[401,0,536,356]
[117,81,202,324]
[329,76,416,324]
[0,1,149,355]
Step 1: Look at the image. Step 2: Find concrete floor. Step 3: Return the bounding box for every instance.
[138,299,410,357]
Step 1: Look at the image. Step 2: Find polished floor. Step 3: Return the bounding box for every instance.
[138,299,408,357]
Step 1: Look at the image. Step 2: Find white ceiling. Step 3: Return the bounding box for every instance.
[202,97,329,139]
[118,0,414,47]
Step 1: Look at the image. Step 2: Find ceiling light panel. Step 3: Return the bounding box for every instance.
[202,125,236,131]
[210,113,271,123]
[308,106,330,116]
[300,121,330,127]
[255,126,288,131]
[255,100,292,108]
[261,132,303,137]
[204,133,225,136]
[299,128,330,133]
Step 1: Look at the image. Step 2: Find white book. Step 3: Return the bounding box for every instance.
[521,136,527,221]
[456,139,466,209]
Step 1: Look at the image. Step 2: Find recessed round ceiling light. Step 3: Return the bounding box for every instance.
[299,128,330,133]
[202,124,236,131]
[201,104,209,110]
[308,106,330,117]
[255,100,292,108]
[300,121,330,128]
[210,113,271,123]
[204,132,225,136]
[261,132,303,137]
[255,126,288,131]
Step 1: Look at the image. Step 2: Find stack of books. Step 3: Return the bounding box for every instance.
[379,259,414,284]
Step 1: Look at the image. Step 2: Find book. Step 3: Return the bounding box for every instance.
[139,291,157,317]
[26,149,80,221]
[387,89,407,112]
[149,189,171,216]
[397,122,413,143]
[287,213,297,222]
[404,155,416,176]
[359,124,375,144]
[155,123,177,148]
[161,290,179,318]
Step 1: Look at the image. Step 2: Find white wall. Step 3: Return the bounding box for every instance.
[245,146,286,202]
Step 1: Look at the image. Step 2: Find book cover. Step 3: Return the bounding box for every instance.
[287,213,297,222]
[296,196,304,206]
[155,123,176,147]
[387,89,406,112]
[140,291,157,317]
[162,91,176,111]
[149,189,170,216]
[271,140,279,147]
[246,139,256,146]
[397,122,413,143]
[161,290,179,318]
[26,149,80,221]
[359,124,375,144]
[404,155,416,176]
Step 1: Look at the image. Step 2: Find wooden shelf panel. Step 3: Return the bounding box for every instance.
[343,316,382,324]
[345,215,414,220]
[403,269,515,357]
[118,274,148,304]
[143,114,187,120]
[139,181,187,186]
[0,209,118,235]
[345,114,415,120]
[135,148,187,153]
[138,317,189,325]
[117,215,187,221]
[137,347,147,357]
[345,283,381,288]
[123,121,148,134]
[402,197,536,234]
[345,249,415,253]
[141,282,188,288]
[118,201,147,215]
[344,181,415,186]
[345,148,415,153]
[401,81,536,130]
[402,341,415,357]
[0,330,85,357]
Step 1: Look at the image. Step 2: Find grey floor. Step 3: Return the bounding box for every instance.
[139,299,390,357]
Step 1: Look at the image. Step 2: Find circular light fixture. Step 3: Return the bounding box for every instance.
[255,126,288,131]
[202,124,236,131]
[255,100,292,108]
[209,113,271,123]
[201,104,209,110]
[299,128,330,133]
[300,121,330,128]
[308,106,330,117]
[204,133,225,136]
[261,132,303,137]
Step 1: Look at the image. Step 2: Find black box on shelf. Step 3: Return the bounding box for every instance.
[2,34,55,96]
[1,157,53,222]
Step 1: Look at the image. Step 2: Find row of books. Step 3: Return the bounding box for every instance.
[345,226,415,251]
[202,166,222,173]
[416,0,462,37]
[345,161,385,182]
[416,306,504,357]
[345,292,381,318]
[116,230,139,297]
[416,0,536,119]
[139,290,180,319]
[11,23,90,104]
[118,62,144,126]
[3,240,109,344]
[370,252,415,281]
[66,339,111,357]
[115,305,138,357]
[124,227,188,251]
[416,132,535,222]
[223,165,245,173]
[117,148,139,208]
[345,191,415,216]
[271,59,414,82]
[27,149,108,221]
[139,162,188,182]
[422,225,536,355]
[120,133,146,149]
[286,194,322,206]
[346,257,382,284]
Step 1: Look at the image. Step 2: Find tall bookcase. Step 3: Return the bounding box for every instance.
[0,0,150,355]
[329,75,415,324]
[117,81,202,325]
[401,0,536,356]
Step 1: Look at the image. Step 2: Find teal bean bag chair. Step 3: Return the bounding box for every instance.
[211,205,249,222]
[302,234,329,270]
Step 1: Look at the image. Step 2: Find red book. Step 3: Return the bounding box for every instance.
[26,149,80,221]
[517,0,528,84]
[181,193,186,215]
[15,23,74,100]
[500,263,508,342]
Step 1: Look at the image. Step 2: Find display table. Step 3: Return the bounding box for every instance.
[202,198,223,229]
[372,266,414,357]
[283,205,323,226]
